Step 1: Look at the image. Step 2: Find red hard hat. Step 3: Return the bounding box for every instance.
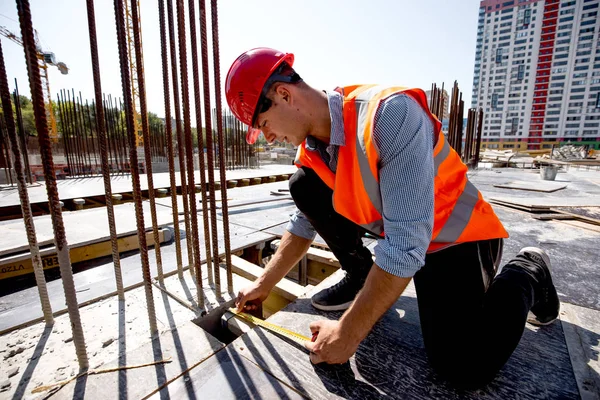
[225,47,294,144]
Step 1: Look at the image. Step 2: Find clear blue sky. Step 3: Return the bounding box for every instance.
[1,0,481,124]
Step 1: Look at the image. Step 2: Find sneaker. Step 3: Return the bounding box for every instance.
[311,271,366,311]
[517,247,560,326]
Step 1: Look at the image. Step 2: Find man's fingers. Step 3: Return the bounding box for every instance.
[304,340,315,353]
[235,294,246,312]
[309,320,322,333]
[309,351,323,364]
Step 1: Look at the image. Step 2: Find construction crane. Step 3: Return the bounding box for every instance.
[0,25,68,143]
[123,0,145,147]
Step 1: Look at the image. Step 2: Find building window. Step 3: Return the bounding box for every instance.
[496,48,503,63]
[492,93,499,109]
[596,92,600,108]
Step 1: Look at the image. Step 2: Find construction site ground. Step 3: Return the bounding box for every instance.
[0,165,599,399]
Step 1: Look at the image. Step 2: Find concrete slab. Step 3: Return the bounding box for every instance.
[0,165,297,208]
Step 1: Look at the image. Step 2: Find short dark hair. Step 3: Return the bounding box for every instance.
[252,62,303,126]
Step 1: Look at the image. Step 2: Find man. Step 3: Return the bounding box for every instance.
[225,47,559,387]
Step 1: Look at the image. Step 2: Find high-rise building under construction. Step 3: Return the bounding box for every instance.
[471,0,600,150]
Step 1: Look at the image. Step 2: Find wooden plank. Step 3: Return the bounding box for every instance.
[149,346,304,399]
[531,213,575,221]
[558,220,600,233]
[227,271,580,399]
[0,229,170,280]
[550,207,600,226]
[490,196,600,208]
[493,181,568,193]
[230,255,307,301]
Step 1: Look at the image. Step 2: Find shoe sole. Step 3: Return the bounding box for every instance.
[311,299,353,311]
[526,311,558,326]
[519,247,551,269]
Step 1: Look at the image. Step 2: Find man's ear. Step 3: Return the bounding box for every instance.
[275,84,291,104]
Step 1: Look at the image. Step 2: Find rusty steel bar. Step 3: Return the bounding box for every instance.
[130,0,164,280]
[474,108,483,167]
[157,0,183,277]
[166,0,193,272]
[85,0,124,298]
[187,0,213,287]
[210,0,233,292]
[0,114,14,186]
[199,0,221,296]
[84,99,98,171]
[56,92,73,177]
[0,40,53,324]
[15,0,88,369]
[13,81,32,183]
[113,0,158,334]
[175,0,203,298]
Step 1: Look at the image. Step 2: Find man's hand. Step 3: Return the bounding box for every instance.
[235,280,270,312]
[303,320,360,364]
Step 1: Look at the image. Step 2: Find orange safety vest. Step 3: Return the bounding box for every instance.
[294,85,508,252]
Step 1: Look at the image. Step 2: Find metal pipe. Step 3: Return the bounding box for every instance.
[15,0,88,369]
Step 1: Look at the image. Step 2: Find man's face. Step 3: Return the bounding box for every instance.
[254,85,306,146]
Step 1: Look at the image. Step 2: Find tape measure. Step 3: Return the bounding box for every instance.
[228,308,313,346]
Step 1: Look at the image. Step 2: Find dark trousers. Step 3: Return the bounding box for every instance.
[290,167,537,387]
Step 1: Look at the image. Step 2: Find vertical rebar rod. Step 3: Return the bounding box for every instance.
[474,108,483,167]
[166,0,193,271]
[15,0,88,369]
[199,0,221,296]
[176,0,203,301]
[13,82,31,183]
[187,0,213,286]
[113,0,157,334]
[130,0,164,280]
[210,0,233,292]
[56,93,73,177]
[0,115,14,185]
[84,99,100,172]
[86,0,124,298]
[0,40,53,324]
[157,0,183,277]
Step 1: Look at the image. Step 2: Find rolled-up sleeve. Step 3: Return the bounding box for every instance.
[372,94,434,278]
[286,209,317,240]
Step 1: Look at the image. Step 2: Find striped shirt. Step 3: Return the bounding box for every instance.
[287,89,434,278]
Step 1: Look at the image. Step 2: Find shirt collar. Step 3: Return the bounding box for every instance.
[305,89,345,150]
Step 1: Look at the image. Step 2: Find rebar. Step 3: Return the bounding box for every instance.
[113,0,157,334]
[15,0,88,369]
[175,0,203,303]
[130,0,163,280]
[157,0,183,277]
[166,0,193,272]
[199,0,221,296]
[85,0,124,298]
[0,40,53,325]
[210,0,233,292]
[187,0,213,288]
[13,81,31,183]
